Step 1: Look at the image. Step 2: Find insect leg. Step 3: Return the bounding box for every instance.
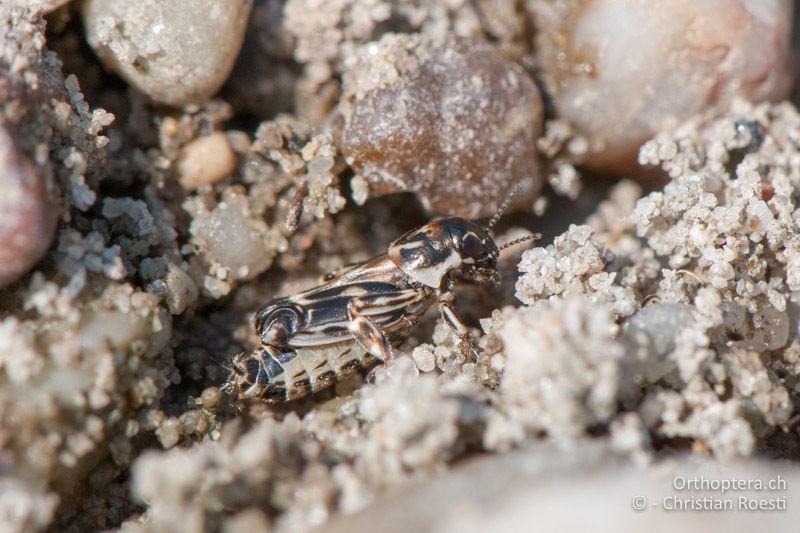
[346,289,424,365]
[438,290,478,360]
[284,179,308,231]
[347,300,395,365]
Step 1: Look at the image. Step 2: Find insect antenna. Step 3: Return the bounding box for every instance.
[486,184,521,232]
[498,233,541,253]
[208,353,242,375]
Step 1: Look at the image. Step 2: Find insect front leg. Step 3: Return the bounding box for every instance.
[438,284,478,360]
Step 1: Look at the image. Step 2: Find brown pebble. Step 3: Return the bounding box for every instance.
[532,0,793,174]
[176,132,237,190]
[0,125,58,288]
[342,36,543,219]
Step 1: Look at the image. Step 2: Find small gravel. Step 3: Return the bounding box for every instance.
[83,0,253,105]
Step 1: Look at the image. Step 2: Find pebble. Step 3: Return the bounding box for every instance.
[622,302,696,359]
[178,409,208,436]
[156,417,181,449]
[162,261,199,314]
[190,195,275,280]
[0,126,58,289]
[83,0,253,106]
[176,132,237,190]
[620,302,694,384]
[532,0,793,173]
[342,35,543,218]
[412,345,437,373]
[200,386,222,410]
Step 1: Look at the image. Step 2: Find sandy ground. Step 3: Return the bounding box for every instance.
[1,1,799,531]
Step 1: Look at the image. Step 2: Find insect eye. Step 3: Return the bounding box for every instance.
[461,233,485,260]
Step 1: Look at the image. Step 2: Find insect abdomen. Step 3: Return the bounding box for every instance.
[232,341,374,402]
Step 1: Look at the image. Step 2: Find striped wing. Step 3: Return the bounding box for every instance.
[287,282,432,348]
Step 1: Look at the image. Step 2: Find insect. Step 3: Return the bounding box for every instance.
[223,197,539,403]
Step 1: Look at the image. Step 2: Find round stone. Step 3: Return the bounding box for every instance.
[83,0,253,106]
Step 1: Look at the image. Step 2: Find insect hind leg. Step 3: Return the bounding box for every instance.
[346,288,430,368]
[347,299,395,366]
